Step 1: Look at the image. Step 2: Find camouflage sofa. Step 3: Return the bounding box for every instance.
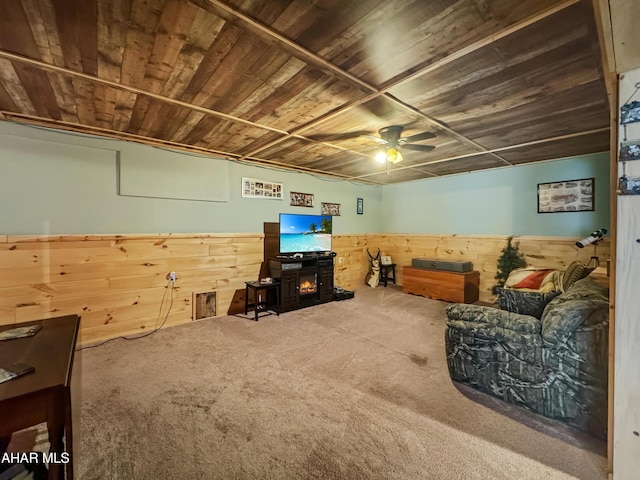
[445,277,609,438]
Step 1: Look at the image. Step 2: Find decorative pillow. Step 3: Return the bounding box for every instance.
[512,269,554,289]
[496,288,562,319]
[505,268,560,292]
[562,260,595,291]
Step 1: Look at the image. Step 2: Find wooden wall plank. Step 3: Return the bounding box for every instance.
[368,234,611,301]
[2,233,263,345]
[2,232,609,344]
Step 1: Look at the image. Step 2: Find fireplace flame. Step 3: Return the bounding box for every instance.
[300,280,317,293]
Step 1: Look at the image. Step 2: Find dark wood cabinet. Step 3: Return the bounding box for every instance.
[319,266,334,302]
[269,257,334,312]
[279,270,299,311]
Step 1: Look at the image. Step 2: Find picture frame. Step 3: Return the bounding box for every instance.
[290,191,314,207]
[537,178,594,213]
[242,177,283,199]
[621,101,640,125]
[356,198,363,215]
[193,291,216,320]
[619,140,640,161]
[321,202,341,216]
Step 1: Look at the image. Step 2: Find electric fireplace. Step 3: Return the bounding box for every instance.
[299,271,318,299]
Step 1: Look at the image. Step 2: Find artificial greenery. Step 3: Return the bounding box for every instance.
[492,236,527,294]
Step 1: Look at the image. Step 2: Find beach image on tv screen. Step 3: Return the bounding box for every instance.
[280,214,332,253]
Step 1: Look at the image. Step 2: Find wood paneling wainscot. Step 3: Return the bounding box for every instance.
[0,233,263,346]
[364,234,611,302]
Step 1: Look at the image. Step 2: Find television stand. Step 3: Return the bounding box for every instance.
[268,257,334,312]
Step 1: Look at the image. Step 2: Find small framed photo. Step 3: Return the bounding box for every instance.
[356,198,363,215]
[537,178,594,213]
[621,101,640,125]
[321,202,341,216]
[193,291,216,320]
[242,177,283,199]
[620,140,640,161]
[290,191,314,207]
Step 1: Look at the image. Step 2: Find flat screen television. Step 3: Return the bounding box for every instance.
[279,213,332,254]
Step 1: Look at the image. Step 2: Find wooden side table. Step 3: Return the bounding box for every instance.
[244,281,280,321]
[379,263,396,287]
[0,315,80,480]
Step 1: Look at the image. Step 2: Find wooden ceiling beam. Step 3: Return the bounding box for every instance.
[591,0,617,97]
[200,0,379,95]
[352,127,610,179]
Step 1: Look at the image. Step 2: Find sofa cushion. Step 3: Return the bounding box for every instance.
[541,277,609,346]
[446,304,541,334]
[496,288,562,319]
[562,260,595,291]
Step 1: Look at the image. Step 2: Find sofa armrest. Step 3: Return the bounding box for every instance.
[446,304,541,334]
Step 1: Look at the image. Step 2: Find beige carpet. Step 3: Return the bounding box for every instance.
[73,286,606,479]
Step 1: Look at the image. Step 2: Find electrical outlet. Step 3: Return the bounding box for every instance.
[338,257,344,264]
[167,271,177,282]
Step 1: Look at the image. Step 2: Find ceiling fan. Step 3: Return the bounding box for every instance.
[366,125,436,166]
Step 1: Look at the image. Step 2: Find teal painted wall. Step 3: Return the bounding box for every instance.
[0,121,382,235]
[0,121,610,238]
[380,154,610,237]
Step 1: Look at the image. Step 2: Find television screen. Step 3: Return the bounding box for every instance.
[279,213,332,254]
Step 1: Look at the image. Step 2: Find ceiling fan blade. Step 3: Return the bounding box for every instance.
[402,131,436,143]
[402,144,436,152]
[306,130,371,141]
[363,134,388,144]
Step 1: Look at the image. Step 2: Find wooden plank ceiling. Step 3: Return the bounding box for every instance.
[0,0,610,184]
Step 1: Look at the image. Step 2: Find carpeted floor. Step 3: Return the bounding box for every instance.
[72,286,607,479]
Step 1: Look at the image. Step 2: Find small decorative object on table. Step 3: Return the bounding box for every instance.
[0,324,42,341]
[0,363,35,384]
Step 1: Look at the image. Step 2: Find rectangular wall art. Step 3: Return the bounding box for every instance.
[321,202,341,216]
[537,178,594,213]
[290,191,314,207]
[242,177,283,199]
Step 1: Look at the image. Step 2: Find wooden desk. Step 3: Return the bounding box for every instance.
[0,315,80,480]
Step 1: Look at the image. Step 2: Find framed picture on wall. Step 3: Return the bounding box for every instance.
[321,202,341,216]
[357,198,363,215]
[290,191,314,207]
[242,177,283,199]
[537,178,594,213]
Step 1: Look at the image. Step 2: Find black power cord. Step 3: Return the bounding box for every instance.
[77,279,175,351]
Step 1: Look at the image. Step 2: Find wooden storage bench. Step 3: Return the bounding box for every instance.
[402,266,480,303]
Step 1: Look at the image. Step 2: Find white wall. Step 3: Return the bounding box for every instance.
[0,121,382,235]
[380,153,610,237]
[614,66,640,480]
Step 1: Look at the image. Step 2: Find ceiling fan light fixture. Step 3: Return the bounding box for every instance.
[375,150,387,164]
[387,147,403,163]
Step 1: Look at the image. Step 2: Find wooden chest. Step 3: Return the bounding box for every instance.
[402,266,480,304]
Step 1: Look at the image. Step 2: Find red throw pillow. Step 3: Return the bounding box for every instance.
[512,269,553,290]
